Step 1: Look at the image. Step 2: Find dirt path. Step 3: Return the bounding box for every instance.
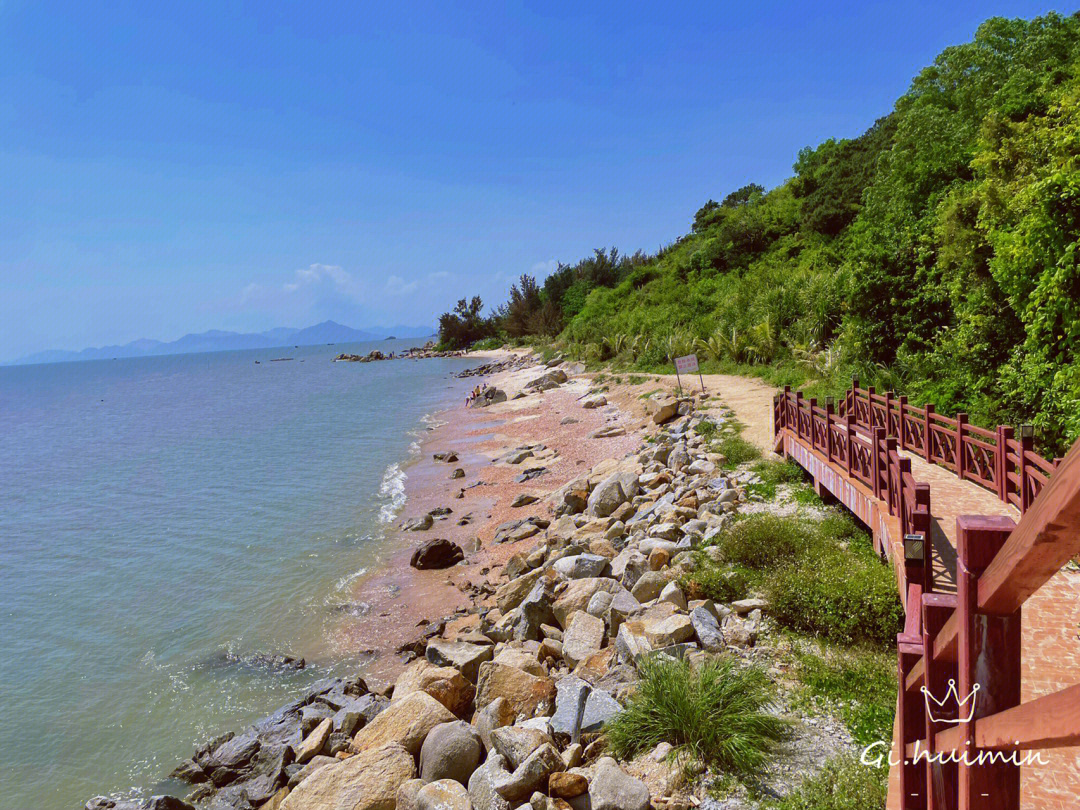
[647,372,780,452]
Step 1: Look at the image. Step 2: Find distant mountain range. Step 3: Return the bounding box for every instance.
[10,321,436,366]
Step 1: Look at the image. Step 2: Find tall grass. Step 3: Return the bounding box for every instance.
[605,656,791,774]
[764,755,887,810]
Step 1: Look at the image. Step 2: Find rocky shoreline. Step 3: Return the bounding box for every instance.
[86,354,854,810]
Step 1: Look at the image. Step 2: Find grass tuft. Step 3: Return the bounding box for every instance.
[606,656,791,775]
[717,434,762,467]
[763,754,887,810]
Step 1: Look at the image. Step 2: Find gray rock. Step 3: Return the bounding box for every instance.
[468,753,512,810]
[420,721,484,785]
[561,611,605,668]
[417,779,472,810]
[630,570,670,602]
[426,640,494,682]
[550,675,591,741]
[732,597,767,614]
[553,554,611,580]
[410,538,465,569]
[589,756,650,810]
[403,514,435,531]
[580,686,622,733]
[690,606,725,652]
[493,743,565,802]
[586,472,639,517]
[516,580,557,642]
[490,726,553,770]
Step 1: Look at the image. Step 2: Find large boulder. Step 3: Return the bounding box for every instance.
[467,752,512,810]
[352,691,456,755]
[646,395,679,425]
[561,611,605,668]
[586,472,640,518]
[475,663,556,722]
[552,553,611,580]
[495,569,544,614]
[392,659,475,717]
[690,605,725,652]
[419,721,484,785]
[470,388,507,408]
[489,725,554,770]
[589,756,651,810]
[492,742,565,802]
[425,640,494,683]
[552,578,624,627]
[410,538,465,570]
[417,779,472,810]
[280,743,415,810]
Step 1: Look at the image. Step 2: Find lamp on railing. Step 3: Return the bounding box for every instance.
[825,396,835,409]
[903,533,925,564]
[1020,424,1035,440]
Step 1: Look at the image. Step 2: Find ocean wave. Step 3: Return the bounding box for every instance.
[334,566,368,591]
[378,463,407,523]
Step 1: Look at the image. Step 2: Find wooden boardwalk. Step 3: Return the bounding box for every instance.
[710,375,1080,810]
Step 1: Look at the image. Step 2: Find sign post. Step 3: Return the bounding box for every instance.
[674,354,705,394]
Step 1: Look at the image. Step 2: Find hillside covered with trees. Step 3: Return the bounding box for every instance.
[439,13,1080,453]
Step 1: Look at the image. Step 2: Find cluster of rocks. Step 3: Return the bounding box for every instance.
[470,388,509,408]
[458,354,536,378]
[334,345,466,363]
[334,350,390,362]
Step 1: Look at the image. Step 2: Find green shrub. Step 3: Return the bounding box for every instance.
[718,434,762,467]
[765,755,887,810]
[706,513,820,570]
[606,656,791,775]
[793,645,896,746]
[766,544,903,645]
[694,419,719,440]
[679,555,752,603]
[705,511,902,645]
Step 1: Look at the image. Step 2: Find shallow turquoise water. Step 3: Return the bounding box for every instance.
[0,342,477,810]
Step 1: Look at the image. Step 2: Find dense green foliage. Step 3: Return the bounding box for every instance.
[689,511,903,645]
[605,656,790,774]
[440,13,1080,453]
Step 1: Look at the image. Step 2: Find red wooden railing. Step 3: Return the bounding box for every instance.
[774,386,934,586]
[773,382,1080,810]
[836,381,1060,514]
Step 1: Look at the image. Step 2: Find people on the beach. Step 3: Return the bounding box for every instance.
[465,382,489,407]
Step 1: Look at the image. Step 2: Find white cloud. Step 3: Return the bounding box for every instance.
[385,275,419,295]
[530,259,558,277]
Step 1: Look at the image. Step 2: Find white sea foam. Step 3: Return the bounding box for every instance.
[378,462,407,523]
[334,567,368,591]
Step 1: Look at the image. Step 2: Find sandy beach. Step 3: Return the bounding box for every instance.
[337,351,649,684]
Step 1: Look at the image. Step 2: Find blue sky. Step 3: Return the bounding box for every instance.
[0,1,1070,360]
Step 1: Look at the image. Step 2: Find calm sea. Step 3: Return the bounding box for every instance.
[0,340,478,810]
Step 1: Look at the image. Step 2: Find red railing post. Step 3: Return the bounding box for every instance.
[885,390,895,436]
[997,425,1013,506]
[795,391,804,440]
[924,403,935,462]
[956,515,1021,810]
[922,593,959,808]
[845,414,855,478]
[885,435,898,515]
[898,641,928,810]
[809,397,818,453]
[1018,431,1033,513]
[867,386,876,429]
[956,412,968,480]
[873,426,886,499]
[898,395,908,450]
[825,400,835,463]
